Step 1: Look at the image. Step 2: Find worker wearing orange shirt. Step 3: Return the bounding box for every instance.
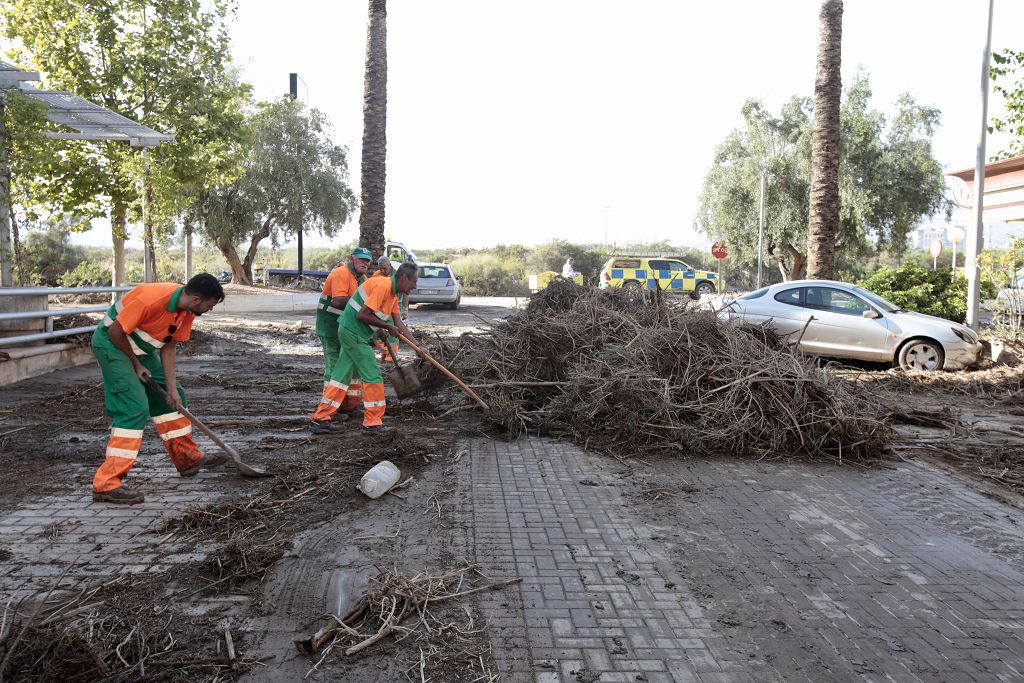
[310,262,419,433]
[317,247,372,412]
[91,274,226,504]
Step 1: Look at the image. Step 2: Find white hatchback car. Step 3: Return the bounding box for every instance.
[720,280,982,371]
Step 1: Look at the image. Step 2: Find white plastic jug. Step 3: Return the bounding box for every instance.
[358,460,401,499]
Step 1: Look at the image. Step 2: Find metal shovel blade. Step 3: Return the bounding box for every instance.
[142,377,270,478]
[387,364,423,399]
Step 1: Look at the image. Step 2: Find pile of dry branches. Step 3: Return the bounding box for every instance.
[295,564,519,679]
[428,280,890,460]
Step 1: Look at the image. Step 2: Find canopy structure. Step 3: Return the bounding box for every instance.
[1,60,171,147]
[0,60,172,286]
[947,155,1024,224]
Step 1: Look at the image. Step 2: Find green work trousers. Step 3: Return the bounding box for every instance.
[319,334,341,383]
[332,326,383,385]
[92,327,186,429]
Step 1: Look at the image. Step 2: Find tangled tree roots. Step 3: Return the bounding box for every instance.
[427,280,890,461]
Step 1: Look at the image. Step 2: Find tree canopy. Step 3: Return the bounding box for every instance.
[193,99,358,285]
[991,48,1024,159]
[1,0,248,282]
[696,73,948,281]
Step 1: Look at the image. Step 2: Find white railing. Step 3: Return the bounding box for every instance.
[0,286,132,347]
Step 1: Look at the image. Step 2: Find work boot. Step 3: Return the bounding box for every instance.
[179,452,229,478]
[361,424,395,436]
[310,419,340,434]
[93,486,145,505]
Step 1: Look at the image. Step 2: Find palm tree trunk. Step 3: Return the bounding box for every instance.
[358,0,387,261]
[806,0,843,280]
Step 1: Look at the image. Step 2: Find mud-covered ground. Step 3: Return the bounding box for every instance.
[0,321,503,682]
[1,312,1023,681]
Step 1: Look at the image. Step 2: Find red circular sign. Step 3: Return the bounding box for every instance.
[711,241,728,260]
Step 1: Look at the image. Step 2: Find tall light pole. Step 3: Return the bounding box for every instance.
[965,0,995,330]
[757,169,767,289]
[290,73,304,279]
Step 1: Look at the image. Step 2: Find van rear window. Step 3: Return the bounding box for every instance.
[611,260,641,269]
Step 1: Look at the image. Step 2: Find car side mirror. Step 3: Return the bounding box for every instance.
[456,275,464,282]
[862,310,881,319]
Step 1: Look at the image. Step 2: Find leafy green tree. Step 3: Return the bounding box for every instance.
[192,99,357,285]
[696,73,948,281]
[1,0,248,283]
[19,225,87,285]
[990,48,1024,159]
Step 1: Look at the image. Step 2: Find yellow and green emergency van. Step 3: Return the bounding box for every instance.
[599,257,719,298]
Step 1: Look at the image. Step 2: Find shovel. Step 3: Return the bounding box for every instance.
[380,333,423,399]
[142,377,271,478]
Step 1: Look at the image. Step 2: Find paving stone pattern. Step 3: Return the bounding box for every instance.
[0,433,231,602]
[466,437,1024,683]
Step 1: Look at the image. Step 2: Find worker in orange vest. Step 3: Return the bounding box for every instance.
[316,247,372,414]
[91,274,226,504]
[310,263,418,433]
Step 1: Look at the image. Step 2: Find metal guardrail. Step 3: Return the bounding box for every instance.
[0,285,132,347]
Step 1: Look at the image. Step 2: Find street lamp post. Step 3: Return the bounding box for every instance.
[965,0,995,330]
[757,170,766,289]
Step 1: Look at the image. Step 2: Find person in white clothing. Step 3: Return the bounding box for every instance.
[562,257,581,279]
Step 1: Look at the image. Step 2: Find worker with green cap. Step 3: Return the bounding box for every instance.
[317,247,372,413]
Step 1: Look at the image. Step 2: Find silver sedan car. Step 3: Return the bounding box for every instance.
[720,280,982,371]
[408,262,462,309]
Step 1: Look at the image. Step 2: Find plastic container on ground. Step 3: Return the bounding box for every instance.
[358,460,401,499]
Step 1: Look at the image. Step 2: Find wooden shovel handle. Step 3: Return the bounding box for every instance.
[143,377,241,459]
[396,333,489,410]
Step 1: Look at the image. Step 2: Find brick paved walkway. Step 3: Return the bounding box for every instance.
[465,437,1024,683]
[0,447,232,602]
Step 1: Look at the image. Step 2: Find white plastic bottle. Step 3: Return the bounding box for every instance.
[358,461,401,499]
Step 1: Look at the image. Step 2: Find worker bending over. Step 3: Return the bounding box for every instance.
[317,248,372,415]
[310,262,419,434]
[91,274,226,505]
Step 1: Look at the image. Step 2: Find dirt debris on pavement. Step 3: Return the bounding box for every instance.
[295,563,519,678]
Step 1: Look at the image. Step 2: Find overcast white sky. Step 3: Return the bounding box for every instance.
[70,0,1023,251]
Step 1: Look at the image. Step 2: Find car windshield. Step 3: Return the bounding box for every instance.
[420,266,451,279]
[852,286,901,312]
[739,287,769,300]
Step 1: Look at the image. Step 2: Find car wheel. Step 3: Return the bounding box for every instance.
[897,338,945,372]
[623,280,643,290]
[692,281,715,299]
[447,296,460,310]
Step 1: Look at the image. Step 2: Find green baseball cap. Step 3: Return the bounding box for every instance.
[351,247,373,261]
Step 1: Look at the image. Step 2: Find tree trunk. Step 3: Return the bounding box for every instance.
[144,179,158,281]
[806,0,843,280]
[771,242,808,281]
[111,206,127,286]
[241,221,272,284]
[184,223,193,282]
[214,235,251,286]
[358,0,388,261]
[10,210,24,285]
[786,245,807,280]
